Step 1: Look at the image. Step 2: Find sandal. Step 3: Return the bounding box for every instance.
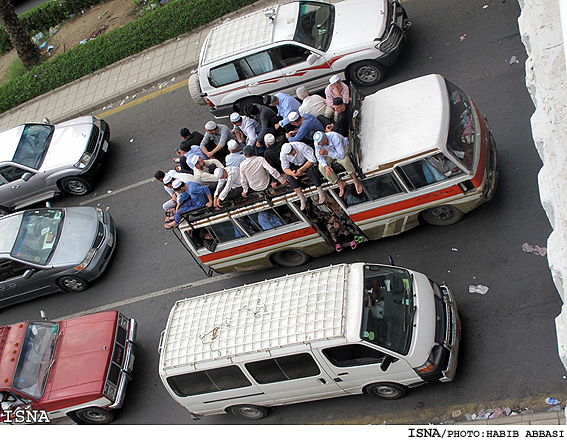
[164,222,177,230]
[350,240,357,250]
[165,209,175,217]
[335,244,342,252]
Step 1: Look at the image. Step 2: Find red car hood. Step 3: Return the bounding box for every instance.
[42,312,117,402]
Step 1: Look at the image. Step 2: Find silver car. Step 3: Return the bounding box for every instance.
[0,116,110,216]
[0,206,116,308]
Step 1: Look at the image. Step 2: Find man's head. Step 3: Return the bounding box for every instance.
[227,139,240,153]
[329,74,341,85]
[190,155,202,170]
[230,112,243,126]
[264,133,276,147]
[154,170,166,182]
[180,127,191,139]
[172,179,186,192]
[332,96,346,114]
[313,131,327,146]
[205,121,218,134]
[243,145,255,157]
[263,95,279,106]
[213,167,227,180]
[296,86,309,100]
[281,143,296,156]
[247,104,260,117]
[288,111,303,127]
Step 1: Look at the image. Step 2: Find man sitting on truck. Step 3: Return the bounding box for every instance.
[213,166,243,209]
[280,141,326,210]
[190,155,223,189]
[240,145,287,198]
[263,93,301,133]
[230,112,261,147]
[296,85,334,121]
[325,97,352,138]
[164,179,213,229]
[313,131,363,196]
[200,121,236,163]
[285,111,324,145]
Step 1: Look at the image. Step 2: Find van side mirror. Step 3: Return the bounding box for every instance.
[380,354,395,372]
[306,53,322,65]
[21,173,34,182]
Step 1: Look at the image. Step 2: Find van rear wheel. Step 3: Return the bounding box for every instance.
[229,405,269,420]
[365,382,407,400]
[271,249,310,267]
[74,407,115,424]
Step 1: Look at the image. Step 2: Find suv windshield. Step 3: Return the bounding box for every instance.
[293,2,334,51]
[11,209,64,265]
[13,321,59,399]
[13,124,53,169]
[446,80,476,170]
[361,265,414,355]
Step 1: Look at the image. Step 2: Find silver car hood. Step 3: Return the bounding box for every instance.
[49,207,98,266]
[40,117,95,170]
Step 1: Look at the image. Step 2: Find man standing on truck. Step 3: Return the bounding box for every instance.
[280,141,326,210]
[313,131,363,196]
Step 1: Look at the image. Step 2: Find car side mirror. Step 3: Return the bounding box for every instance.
[43,117,51,124]
[306,53,321,65]
[23,269,35,279]
[21,172,33,182]
[380,354,396,372]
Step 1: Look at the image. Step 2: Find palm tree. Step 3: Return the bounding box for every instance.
[0,0,40,68]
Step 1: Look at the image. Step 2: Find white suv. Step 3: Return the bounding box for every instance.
[189,0,410,117]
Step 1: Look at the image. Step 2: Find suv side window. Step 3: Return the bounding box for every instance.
[209,62,240,87]
[270,44,311,67]
[0,259,30,282]
[322,344,386,367]
[245,353,320,384]
[0,165,27,183]
[240,51,276,77]
[166,365,251,397]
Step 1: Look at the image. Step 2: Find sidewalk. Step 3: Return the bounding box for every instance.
[0,0,565,428]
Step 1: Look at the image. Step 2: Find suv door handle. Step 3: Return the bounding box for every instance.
[284,71,297,76]
[248,82,259,87]
[11,185,20,189]
[318,378,327,384]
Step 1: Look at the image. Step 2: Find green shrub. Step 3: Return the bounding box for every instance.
[0,0,257,113]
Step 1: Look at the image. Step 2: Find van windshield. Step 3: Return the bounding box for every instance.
[446,80,476,170]
[293,2,334,51]
[361,265,414,355]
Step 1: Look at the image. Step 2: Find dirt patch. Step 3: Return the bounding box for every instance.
[0,0,141,84]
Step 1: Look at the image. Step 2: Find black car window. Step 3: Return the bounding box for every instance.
[0,259,31,282]
[0,165,27,183]
[270,45,311,67]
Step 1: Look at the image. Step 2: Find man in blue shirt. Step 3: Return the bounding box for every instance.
[165,179,213,229]
[286,111,324,145]
[263,93,300,132]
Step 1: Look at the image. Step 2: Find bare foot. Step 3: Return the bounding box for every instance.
[337,180,346,197]
[354,180,363,194]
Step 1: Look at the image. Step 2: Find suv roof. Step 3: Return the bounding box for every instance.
[201,2,300,65]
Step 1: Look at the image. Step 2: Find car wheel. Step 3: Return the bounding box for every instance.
[365,382,407,400]
[60,177,92,196]
[229,405,269,420]
[74,407,114,424]
[271,249,310,267]
[57,276,89,292]
[421,205,465,226]
[348,60,386,87]
[0,206,10,218]
[188,73,207,106]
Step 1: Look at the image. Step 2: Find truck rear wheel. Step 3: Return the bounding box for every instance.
[229,405,269,420]
[271,249,310,267]
[364,382,407,400]
[421,205,464,226]
[74,407,115,424]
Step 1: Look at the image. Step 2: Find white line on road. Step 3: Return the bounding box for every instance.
[55,272,237,321]
[79,178,154,205]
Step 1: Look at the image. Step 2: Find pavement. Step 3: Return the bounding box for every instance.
[1,0,565,427]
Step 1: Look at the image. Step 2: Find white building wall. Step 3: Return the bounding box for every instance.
[517,0,567,372]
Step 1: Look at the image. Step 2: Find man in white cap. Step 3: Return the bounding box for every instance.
[230,112,261,147]
[164,179,212,229]
[244,104,280,152]
[200,120,236,163]
[263,133,284,173]
[262,93,300,132]
[155,170,195,214]
[225,139,246,168]
[213,166,243,208]
[285,111,324,144]
[296,85,334,120]
[325,74,350,107]
[190,155,223,188]
[240,145,287,198]
[174,141,207,173]
[313,131,363,196]
[280,141,326,209]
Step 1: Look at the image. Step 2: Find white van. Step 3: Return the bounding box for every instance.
[158,263,460,420]
[189,0,410,117]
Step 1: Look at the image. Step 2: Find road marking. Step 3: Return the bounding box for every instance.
[96,79,189,119]
[79,178,154,205]
[54,272,237,321]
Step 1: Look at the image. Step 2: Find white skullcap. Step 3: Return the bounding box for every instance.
[230,112,242,123]
[190,155,200,166]
[296,86,308,99]
[329,74,341,84]
[172,179,183,189]
[213,167,224,178]
[313,131,325,143]
[227,139,239,151]
[288,111,300,122]
[264,133,275,145]
[281,143,293,155]
[205,121,217,130]
[163,175,174,185]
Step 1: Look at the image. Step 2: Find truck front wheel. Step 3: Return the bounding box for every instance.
[74,407,115,424]
[364,382,407,400]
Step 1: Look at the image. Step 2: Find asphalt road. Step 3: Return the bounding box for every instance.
[2,0,565,425]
